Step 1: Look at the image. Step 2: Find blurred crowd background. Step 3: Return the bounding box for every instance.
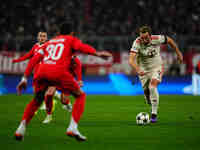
[0,0,200,76]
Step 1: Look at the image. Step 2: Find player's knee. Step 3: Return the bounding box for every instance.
[150,79,159,88]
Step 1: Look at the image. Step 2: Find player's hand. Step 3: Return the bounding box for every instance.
[136,68,146,76]
[138,71,146,76]
[78,80,84,87]
[17,77,27,95]
[96,51,112,60]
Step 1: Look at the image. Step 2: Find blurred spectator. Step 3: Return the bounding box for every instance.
[0,0,200,51]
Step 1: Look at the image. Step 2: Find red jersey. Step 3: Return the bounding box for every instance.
[13,43,42,74]
[24,35,96,77]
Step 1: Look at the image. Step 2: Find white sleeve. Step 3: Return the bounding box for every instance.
[130,40,139,53]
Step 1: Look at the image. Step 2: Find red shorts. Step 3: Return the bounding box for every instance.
[33,64,80,94]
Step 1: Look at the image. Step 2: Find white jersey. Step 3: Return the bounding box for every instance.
[130,35,166,71]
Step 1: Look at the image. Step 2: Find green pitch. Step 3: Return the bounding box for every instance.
[0,94,200,150]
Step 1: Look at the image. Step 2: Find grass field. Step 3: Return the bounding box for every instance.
[0,94,200,150]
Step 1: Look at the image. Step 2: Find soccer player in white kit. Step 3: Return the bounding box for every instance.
[129,26,183,123]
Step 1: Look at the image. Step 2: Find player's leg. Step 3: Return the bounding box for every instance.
[47,71,86,141]
[42,86,56,124]
[59,75,86,141]
[149,79,159,123]
[51,89,72,112]
[15,89,46,140]
[66,88,86,141]
[139,75,151,105]
[143,79,151,105]
[61,93,72,112]
[149,69,163,123]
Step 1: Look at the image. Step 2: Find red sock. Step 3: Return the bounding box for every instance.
[62,97,70,105]
[22,99,42,124]
[61,94,70,105]
[45,95,53,115]
[72,93,86,123]
[65,99,70,105]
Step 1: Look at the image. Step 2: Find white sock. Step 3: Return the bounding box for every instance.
[16,120,26,134]
[68,117,78,130]
[152,100,158,114]
[149,86,159,114]
[20,120,26,127]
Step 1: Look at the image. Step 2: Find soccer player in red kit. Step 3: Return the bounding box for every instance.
[12,31,56,120]
[12,31,70,121]
[14,22,111,141]
[42,55,83,123]
[61,55,83,109]
[12,31,47,64]
[12,31,48,93]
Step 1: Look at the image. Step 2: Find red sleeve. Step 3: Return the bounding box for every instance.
[72,37,96,55]
[24,51,44,77]
[12,47,35,63]
[73,57,82,81]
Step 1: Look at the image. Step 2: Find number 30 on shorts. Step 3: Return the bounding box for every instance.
[44,43,64,61]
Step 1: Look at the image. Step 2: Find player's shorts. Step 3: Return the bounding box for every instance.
[33,64,80,94]
[139,65,164,89]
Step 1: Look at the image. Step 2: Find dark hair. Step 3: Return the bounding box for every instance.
[138,25,152,35]
[36,30,47,37]
[38,29,47,33]
[59,21,74,35]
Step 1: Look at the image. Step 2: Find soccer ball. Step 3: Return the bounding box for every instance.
[136,112,150,125]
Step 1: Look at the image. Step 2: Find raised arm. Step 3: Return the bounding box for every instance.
[12,48,35,63]
[24,52,44,78]
[167,36,183,63]
[72,37,112,59]
[16,50,45,95]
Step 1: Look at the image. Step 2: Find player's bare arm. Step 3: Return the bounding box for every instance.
[17,50,45,95]
[94,51,112,60]
[167,36,183,63]
[12,49,34,63]
[129,52,145,76]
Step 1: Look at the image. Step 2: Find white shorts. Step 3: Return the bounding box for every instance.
[139,65,164,89]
